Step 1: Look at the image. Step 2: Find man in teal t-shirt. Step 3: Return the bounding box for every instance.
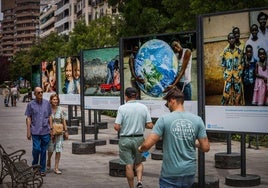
[138,87,210,188]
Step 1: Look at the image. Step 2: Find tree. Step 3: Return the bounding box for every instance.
[68,17,121,54]
[109,0,268,35]
[10,51,32,82]
[9,33,69,82]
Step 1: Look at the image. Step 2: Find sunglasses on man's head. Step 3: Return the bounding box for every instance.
[37,91,43,94]
[165,100,170,108]
[165,103,168,107]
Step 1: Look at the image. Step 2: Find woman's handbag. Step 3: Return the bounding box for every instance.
[52,123,64,135]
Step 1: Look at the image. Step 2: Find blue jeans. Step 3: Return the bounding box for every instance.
[159,175,195,188]
[176,82,192,100]
[32,134,50,172]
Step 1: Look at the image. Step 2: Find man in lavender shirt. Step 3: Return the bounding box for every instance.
[25,87,52,176]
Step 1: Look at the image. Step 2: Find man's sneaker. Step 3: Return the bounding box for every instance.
[136,182,143,188]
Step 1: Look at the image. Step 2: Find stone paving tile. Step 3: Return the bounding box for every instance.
[0,94,267,188]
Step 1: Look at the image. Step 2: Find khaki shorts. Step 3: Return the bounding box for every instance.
[119,136,144,165]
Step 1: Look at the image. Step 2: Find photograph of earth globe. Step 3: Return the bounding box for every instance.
[122,32,197,100]
[134,39,178,97]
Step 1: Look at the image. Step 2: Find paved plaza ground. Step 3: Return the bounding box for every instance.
[0,94,267,188]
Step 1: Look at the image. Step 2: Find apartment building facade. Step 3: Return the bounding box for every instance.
[0,0,118,57]
[0,0,40,57]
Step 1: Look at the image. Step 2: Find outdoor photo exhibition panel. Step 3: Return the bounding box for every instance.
[82,47,120,110]
[41,60,57,101]
[200,8,268,133]
[31,64,40,91]
[57,56,81,105]
[121,32,198,118]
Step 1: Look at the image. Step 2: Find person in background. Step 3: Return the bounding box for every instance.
[232,27,245,52]
[245,24,264,61]
[138,86,210,188]
[10,84,18,107]
[113,60,120,86]
[2,85,10,107]
[164,40,192,100]
[72,57,81,94]
[47,61,57,93]
[129,46,144,99]
[220,32,244,105]
[106,59,116,84]
[47,93,68,174]
[114,87,153,188]
[256,12,268,53]
[63,57,78,94]
[25,87,52,176]
[252,48,268,106]
[42,61,50,92]
[242,45,257,105]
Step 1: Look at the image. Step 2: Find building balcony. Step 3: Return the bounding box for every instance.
[40,17,56,30]
[15,5,40,12]
[1,50,14,57]
[55,4,69,15]
[2,35,14,40]
[16,0,39,4]
[15,11,39,18]
[40,28,56,38]
[1,40,14,46]
[1,24,15,29]
[16,26,36,31]
[54,17,69,28]
[16,33,35,39]
[15,19,35,25]
[2,19,15,25]
[40,6,57,18]
[2,30,15,35]
[15,40,34,46]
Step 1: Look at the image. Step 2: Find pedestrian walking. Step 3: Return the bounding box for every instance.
[10,84,18,107]
[138,86,210,188]
[2,86,10,107]
[47,93,68,175]
[114,87,153,188]
[25,87,52,176]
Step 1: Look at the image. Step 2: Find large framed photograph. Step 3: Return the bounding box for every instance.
[40,61,57,100]
[121,32,198,117]
[82,47,120,110]
[57,56,81,105]
[199,8,268,133]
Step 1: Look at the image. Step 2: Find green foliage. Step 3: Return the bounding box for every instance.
[258,135,268,147]
[101,110,117,117]
[19,87,28,94]
[69,17,120,54]
[111,0,268,35]
[10,51,32,82]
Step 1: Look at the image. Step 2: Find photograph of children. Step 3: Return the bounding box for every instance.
[59,56,81,94]
[83,47,120,96]
[41,61,57,93]
[202,9,268,106]
[122,32,197,101]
